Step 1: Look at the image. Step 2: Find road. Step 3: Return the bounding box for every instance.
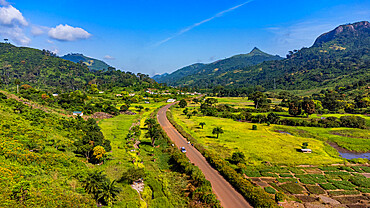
[157,103,252,208]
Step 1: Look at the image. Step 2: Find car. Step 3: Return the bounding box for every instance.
[180,147,186,153]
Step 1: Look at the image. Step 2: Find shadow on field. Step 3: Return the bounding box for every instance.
[206,136,217,139]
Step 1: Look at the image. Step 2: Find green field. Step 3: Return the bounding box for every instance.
[170,106,344,166]
[99,101,190,207]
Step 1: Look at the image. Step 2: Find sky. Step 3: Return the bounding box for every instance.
[0,0,369,76]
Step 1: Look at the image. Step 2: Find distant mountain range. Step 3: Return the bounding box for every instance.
[154,21,370,90]
[153,47,282,85]
[61,53,111,71]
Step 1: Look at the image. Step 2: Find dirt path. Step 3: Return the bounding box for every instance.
[157,103,252,208]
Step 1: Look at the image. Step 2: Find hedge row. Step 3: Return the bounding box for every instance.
[166,106,278,208]
[151,109,221,208]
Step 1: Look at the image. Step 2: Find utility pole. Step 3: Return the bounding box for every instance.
[274,78,276,90]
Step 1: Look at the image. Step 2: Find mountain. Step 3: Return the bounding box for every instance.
[61,53,111,71]
[153,47,282,85]
[0,43,156,92]
[161,21,370,91]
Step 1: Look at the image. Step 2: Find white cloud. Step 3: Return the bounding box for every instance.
[104,55,115,60]
[31,25,49,36]
[0,3,30,45]
[0,5,27,26]
[0,0,9,6]
[46,39,54,44]
[48,24,91,41]
[51,48,59,54]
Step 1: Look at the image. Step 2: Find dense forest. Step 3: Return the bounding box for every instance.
[0,43,158,92]
[158,21,369,91]
[153,47,282,85]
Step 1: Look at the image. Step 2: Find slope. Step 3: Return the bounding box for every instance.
[0,43,156,92]
[153,47,282,85]
[61,53,111,71]
[170,21,370,90]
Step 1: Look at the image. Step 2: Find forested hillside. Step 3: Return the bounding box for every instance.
[153,47,282,85]
[61,53,111,71]
[164,21,369,91]
[0,43,156,92]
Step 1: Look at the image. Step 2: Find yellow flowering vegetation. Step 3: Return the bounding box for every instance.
[93,145,106,160]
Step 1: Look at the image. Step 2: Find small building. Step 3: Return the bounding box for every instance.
[52,93,58,97]
[73,111,83,116]
[145,101,150,104]
[300,149,312,153]
[167,99,176,103]
[116,94,122,97]
[99,91,104,94]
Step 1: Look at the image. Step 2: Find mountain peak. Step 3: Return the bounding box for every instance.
[313,21,370,46]
[250,47,263,54]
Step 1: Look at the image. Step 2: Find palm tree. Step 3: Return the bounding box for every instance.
[212,127,224,138]
[199,122,206,129]
[83,170,107,201]
[14,79,21,94]
[98,180,121,206]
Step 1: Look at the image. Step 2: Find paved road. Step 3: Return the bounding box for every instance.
[157,103,252,208]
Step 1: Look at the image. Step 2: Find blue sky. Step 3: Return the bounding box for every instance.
[0,0,369,75]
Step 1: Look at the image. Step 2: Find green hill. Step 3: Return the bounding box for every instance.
[0,43,156,92]
[61,53,111,71]
[153,47,282,85]
[161,21,370,91]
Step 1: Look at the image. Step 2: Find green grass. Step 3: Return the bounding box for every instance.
[273,126,370,152]
[171,107,343,166]
[328,190,360,196]
[264,186,277,194]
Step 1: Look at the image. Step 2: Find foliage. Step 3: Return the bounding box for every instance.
[212,127,224,138]
[178,99,187,108]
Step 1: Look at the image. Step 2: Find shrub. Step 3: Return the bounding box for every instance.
[339,116,366,128]
[243,170,261,177]
[275,192,285,202]
[252,125,257,130]
[357,187,370,193]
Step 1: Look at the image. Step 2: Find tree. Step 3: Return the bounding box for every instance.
[145,118,161,146]
[14,79,21,94]
[120,167,146,184]
[288,100,302,116]
[179,99,187,108]
[230,152,245,164]
[120,104,130,112]
[302,99,315,117]
[98,180,121,206]
[83,170,107,201]
[204,98,218,107]
[93,145,106,161]
[199,122,206,129]
[212,127,224,138]
[183,108,189,115]
[249,91,268,109]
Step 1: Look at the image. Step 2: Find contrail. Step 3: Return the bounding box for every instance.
[153,0,254,47]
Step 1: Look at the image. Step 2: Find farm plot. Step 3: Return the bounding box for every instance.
[245,165,370,207]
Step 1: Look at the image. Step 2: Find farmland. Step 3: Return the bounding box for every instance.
[170,106,343,166]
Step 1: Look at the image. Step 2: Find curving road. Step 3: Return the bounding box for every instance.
[157,103,252,208]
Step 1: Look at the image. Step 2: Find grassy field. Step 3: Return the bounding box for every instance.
[272,126,370,152]
[170,106,344,166]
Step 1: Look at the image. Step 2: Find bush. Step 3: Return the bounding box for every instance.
[275,192,285,202]
[264,186,277,194]
[252,125,257,130]
[339,116,366,128]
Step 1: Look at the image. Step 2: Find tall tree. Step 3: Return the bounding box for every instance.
[212,127,224,138]
[302,99,315,117]
[289,100,302,116]
[199,122,206,129]
[249,91,268,109]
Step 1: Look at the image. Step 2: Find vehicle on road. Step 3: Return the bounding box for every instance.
[180,147,186,153]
